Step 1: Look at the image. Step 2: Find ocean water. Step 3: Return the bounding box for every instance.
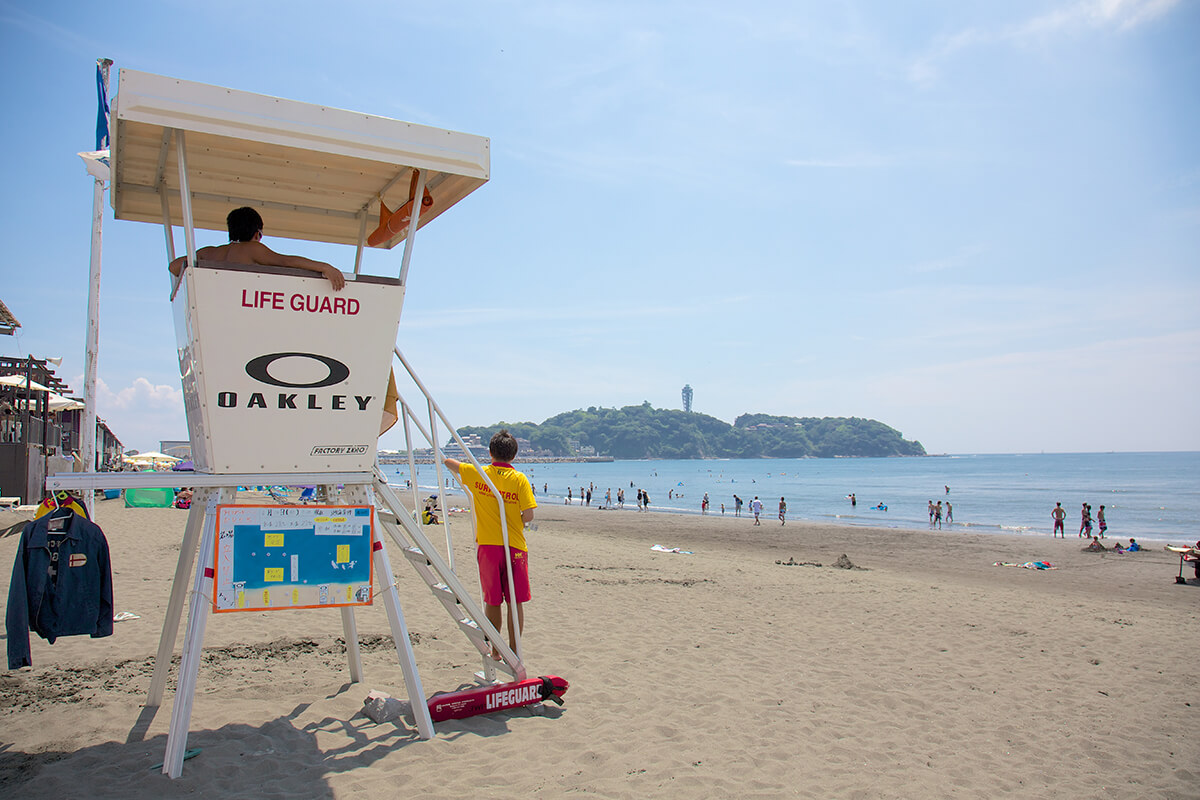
[382,452,1200,544]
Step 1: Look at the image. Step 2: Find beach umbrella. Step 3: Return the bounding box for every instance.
[126,451,182,463]
[0,375,53,392]
[15,391,85,412]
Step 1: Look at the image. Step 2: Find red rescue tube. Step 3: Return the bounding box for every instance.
[428,675,569,722]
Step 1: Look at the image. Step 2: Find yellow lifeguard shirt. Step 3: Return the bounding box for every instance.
[459,462,537,551]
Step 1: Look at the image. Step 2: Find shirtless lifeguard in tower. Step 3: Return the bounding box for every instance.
[168,206,345,290]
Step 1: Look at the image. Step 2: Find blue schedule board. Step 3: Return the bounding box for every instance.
[213,505,374,613]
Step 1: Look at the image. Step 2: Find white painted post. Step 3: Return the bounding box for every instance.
[340,606,363,684]
[371,523,435,739]
[147,491,210,706]
[81,172,103,517]
[427,396,454,571]
[175,130,196,269]
[397,169,427,286]
[163,487,233,777]
[401,401,421,515]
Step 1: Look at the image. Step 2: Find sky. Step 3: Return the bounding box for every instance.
[0,0,1197,455]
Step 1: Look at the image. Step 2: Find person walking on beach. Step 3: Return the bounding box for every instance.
[778,497,787,525]
[934,501,943,529]
[1052,502,1065,537]
[751,496,763,525]
[734,495,743,517]
[945,501,953,525]
[636,489,643,511]
[1080,503,1092,538]
[567,487,572,505]
[642,491,651,511]
[928,500,935,525]
[443,430,536,659]
[1097,505,1107,538]
[617,489,624,508]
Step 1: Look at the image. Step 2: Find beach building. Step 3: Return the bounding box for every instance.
[0,355,123,504]
[159,439,191,460]
[0,297,19,336]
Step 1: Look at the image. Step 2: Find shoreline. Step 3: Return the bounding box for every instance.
[391,482,1189,547]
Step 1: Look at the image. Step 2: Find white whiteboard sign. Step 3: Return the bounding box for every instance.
[173,264,403,473]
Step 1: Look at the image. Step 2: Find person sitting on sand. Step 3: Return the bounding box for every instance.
[1084,536,1107,552]
[1125,538,1141,552]
[168,206,346,290]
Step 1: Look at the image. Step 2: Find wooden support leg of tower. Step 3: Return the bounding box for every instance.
[340,606,363,684]
[162,487,234,778]
[372,528,435,740]
[342,481,433,737]
[147,489,211,707]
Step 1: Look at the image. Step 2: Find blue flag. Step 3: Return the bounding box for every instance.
[95,59,112,152]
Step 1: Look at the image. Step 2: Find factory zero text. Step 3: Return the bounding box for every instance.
[241,289,360,315]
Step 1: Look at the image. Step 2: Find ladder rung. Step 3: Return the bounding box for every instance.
[430,583,465,614]
[457,617,490,646]
[478,660,517,680]
[402,546,429,565]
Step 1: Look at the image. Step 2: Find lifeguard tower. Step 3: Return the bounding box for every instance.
[50,70,540,777]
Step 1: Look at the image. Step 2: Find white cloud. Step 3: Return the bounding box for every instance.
[100,377,183,411]
[909,0,1182,85]
[1022,0,1181,35]
[93,377,186,451]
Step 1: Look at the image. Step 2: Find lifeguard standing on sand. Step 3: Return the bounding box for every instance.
[444,430,537,658]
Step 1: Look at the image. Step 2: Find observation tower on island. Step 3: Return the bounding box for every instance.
[682,384,693,413]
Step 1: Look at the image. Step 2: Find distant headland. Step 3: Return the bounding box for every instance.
[440,403,925,460]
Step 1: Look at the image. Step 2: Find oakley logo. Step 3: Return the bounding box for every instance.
[245,353,350,389]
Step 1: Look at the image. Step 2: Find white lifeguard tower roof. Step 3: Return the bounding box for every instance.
[110,69,490,248]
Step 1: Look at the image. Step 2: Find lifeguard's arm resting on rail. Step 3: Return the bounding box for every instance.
[168,241,346,290]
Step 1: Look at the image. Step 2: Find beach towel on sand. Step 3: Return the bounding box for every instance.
[651,544,693,555]
[993,561,1056,570]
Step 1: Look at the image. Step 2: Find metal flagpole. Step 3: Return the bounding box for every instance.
[78,58,113,519]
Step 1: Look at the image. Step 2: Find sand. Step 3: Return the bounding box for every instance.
[1,498,1198,799]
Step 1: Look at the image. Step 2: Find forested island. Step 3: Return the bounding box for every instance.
[456,403,925,460]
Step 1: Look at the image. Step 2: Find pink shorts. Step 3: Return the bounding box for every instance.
[477,545,531,605]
